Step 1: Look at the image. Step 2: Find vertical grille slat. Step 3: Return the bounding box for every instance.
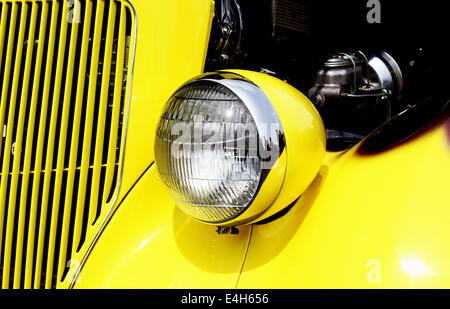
[0,5,9,107]
[12,2,39,289]
[102,3,125,205]
[0,3,8,57]
[37,0,70,288]
[57,0,91,282]
[0,3,12,158]
[0,0,133,289]
[88,0,116,225]
[1,3,28,289]
[71,0,96,253]
[45,0,80,288]
[0,4,18,269]
[23,1,49,289]
[32,1,60,289]
[72,0,104,249]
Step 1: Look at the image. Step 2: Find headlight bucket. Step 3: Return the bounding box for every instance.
[155,70,325,226]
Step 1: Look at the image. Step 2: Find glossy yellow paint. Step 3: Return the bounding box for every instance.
[75,165,252,288]
[117,0,215,206]
[77,108,449,288]
[238,116,450,288]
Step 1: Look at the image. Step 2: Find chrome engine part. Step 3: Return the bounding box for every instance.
[308,51,403,135]
[206,0,244,68]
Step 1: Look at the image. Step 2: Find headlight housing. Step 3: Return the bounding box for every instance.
[155,71,325,226]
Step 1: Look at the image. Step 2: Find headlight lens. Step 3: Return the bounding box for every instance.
[155,80,263,223]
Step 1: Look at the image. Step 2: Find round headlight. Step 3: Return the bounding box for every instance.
[155,71,325,225]
[155,72,286,224]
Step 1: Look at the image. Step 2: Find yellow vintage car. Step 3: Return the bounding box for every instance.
[0,0,448,290]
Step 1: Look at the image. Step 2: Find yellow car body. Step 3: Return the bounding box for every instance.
[74,0,450,289]
[0,0,448,289]
[76,109,450,288]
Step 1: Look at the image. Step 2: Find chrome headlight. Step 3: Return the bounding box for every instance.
[155,72,285,224]
[155,71,326,226]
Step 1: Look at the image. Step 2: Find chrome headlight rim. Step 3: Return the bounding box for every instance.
[155,71,287,225]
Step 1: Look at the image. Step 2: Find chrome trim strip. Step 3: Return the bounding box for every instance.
[69,0,138,288]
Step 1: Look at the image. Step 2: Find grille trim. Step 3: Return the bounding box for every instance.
[0,0,136,289]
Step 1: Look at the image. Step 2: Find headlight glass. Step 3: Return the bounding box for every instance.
[155,81,261,223]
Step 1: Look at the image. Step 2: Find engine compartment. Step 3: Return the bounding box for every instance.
[205,0,447,151]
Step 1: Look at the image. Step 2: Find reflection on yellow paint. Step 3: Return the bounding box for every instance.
[137,227,162,252]
[400,257,431,277]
